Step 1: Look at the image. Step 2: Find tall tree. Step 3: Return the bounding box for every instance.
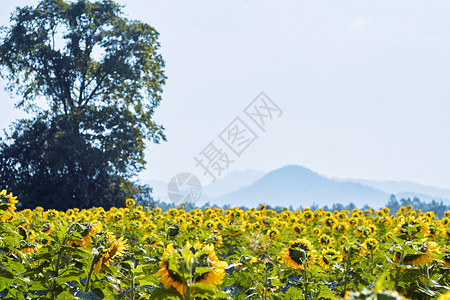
[0,0,166,210]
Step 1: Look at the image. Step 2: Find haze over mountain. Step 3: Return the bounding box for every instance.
[203,165,390,208]
[349,179,450,204]
[145,165,450,208]
[143,169,265,203]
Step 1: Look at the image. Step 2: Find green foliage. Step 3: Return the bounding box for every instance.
[0,0,166,210]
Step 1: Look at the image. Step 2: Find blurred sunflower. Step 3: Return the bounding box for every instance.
[442,251,450,268]
[318,248,342,269]
[155,242,227,296]
[438,290,450,300]
[204,220,216,231]
[442,217,450,227]
[319,234,334,248]
[206,235,223,247]
[312,227,321,236]
[68,221,102,248]
[267,228,280,240]
[228,224,245,236]
[393,217,429,240]
[282,238,315,270]
[342,241,366,258]
[393,240,440,267]
[364,238,379,253]
[323,217,336,228]
[292,224,306,236]
[93,235,128,273]
[303,210,314,222]
[125,198,135,208]
[333,222,348,235]
[18,240,41,255]
[0,189,18,220]
[17,226,28,241]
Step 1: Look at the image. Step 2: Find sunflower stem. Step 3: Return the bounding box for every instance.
[264,265,268,300]
[50,222,76,300]
[343,248,352,294]
[394,247,404,291]
[84,255,97,292]
[370,250,374,275]
[302,251,309,300]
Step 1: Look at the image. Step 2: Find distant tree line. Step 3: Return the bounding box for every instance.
[151,195,450,218]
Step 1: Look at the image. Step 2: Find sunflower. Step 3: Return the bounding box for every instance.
[251,222,262,231]
[17,226,28,241]
[94,235,128,273]
[348,218,358,227]
[393,240,440,267]
[319,234,334,248]
[0,190,18,221]
[16,217,29,226]
[194,244,227,285]
[438,290,450,300]
[43,210,59,221]
[288,217,298,224]
[393,217,429,240]
[215,221,225,231]
[312,227,321,236]
[267,228,280,240]
[386,232,393,240]
[442,218,450,227]
[228,224,245,236]
[192,216,203,227]
[282,238,315,270]
[442,251,450,268]
[318,248,342,269]
[303,211,314,222]
[155,242,227,296]
[206,235,223,247]
[18,240,41,255]
[204,220,216,230]
[68,221,102,248]
[292,224,306,236]
[125,198,135,208]
[444,227,450,239]
[364,238,379,252]
[332,222,348,235]
[342,241,366,258]
[376,210,386,218]
[323,217,337,228]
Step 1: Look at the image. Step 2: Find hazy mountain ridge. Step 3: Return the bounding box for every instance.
[142,169,265,203]
[207,165,390,208]
[144,165,450,208]
[349,179,450,204]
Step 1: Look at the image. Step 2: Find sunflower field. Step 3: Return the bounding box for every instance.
[1,189,450,300]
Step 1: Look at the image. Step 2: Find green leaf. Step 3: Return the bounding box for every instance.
[284,287,303,300]
[149,286,182,300]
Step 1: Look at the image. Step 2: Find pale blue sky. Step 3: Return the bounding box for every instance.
[1,1,449,188]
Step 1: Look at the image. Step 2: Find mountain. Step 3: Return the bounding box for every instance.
[142,169,266,204]
[208,165,390,208]
[350,179,450,204]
